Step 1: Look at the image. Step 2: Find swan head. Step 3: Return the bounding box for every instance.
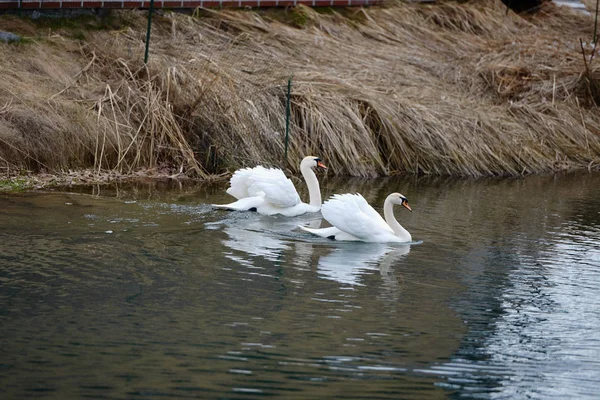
[301,156,328,171]
[390,192,412,212]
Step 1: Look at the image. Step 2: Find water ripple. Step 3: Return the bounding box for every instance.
[2,175,600,399]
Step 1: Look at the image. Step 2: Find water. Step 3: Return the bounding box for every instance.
[1,173,599,399]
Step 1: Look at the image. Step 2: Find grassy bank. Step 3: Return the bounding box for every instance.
[0,0,599,185]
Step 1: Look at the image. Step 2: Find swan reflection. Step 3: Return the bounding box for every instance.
[217,214,410,286]
[218,214,321,264]
[222,225,291,262]
[317,243,410,286]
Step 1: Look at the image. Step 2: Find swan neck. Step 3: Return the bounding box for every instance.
[301,165,321,207]
[383,197,411,242]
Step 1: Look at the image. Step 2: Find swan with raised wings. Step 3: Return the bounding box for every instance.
[299,192,412,243]
[212,156,327,217]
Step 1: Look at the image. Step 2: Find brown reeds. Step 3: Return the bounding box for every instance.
[0,0,599,179]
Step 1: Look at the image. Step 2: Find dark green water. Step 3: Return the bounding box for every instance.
[1,173,599,399]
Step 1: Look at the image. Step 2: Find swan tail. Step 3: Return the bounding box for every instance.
[212,196,264,212]
[298,225,363,241]
[298,225,341,239]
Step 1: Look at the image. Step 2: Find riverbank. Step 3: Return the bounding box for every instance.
[1,0,599,190]
[0,166,200,192]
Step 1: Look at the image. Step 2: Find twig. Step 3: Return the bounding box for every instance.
[552,74,556,106]
[0,99,13,115]
[579,38,591,76]
[48,51,97,101]
[591,33,598,65]
[0,136,54,173]
[575,97,589,153]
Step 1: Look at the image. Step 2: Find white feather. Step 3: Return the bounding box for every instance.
[322,194,393,240]
[227,166,300,208]
[213,156,325,217]
[299,192,412,243]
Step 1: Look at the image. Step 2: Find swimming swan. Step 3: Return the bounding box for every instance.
[299,192,412,243]
[212,156,327,217]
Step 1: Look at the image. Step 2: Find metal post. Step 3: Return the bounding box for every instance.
[284,77,292,163]
[594,0,599,45]
[144,0,155,64]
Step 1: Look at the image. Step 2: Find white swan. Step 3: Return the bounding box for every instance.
[212,156,327,217]
[299,192,413,243]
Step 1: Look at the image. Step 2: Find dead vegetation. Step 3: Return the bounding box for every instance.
[0,0,599,180]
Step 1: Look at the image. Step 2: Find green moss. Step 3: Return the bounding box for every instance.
[30,12,130,33]
[2,36,34,45]
[255,7,314,28]
[254,6,366,29]
[14,36,36,44]
[0,178,31,192]
[71,30,87,41]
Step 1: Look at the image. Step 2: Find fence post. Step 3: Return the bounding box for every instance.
[284,77,292,164]
[144,0,155,64]
[594,0,599,45]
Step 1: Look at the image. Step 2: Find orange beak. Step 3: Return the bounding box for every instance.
[402,201,412,212]
[317,160,328,170]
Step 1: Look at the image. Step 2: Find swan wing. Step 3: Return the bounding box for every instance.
[226,167,259,200]
[227,166,300,208]
[354,194,390,228]
[321,193,393,240]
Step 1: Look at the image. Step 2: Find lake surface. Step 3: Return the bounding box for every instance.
[1,173,599,399]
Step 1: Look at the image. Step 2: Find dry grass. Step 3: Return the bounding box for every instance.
[0,0,599,179]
